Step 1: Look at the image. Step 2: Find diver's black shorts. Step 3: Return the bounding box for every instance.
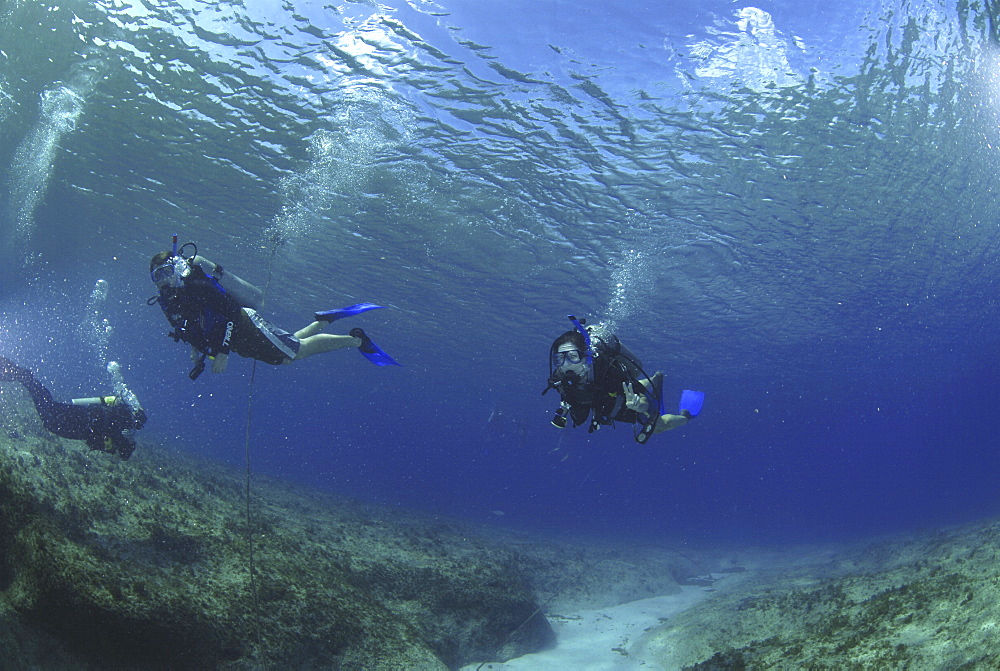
[232,308,300,365]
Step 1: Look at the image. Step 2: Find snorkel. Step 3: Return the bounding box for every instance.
[567,315,594,384]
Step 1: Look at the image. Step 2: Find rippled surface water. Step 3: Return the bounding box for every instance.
[2,0,1000,541]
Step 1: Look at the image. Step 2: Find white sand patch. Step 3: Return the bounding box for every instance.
[461,586,716,670]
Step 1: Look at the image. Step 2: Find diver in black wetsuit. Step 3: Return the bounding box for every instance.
[0,356,147,460]
[543,317,699,444]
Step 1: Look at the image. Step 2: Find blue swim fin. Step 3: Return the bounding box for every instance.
[315,303,384,322]
[679,390,705,417]
[349,328,401,366]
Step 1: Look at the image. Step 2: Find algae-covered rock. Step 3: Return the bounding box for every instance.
[0,389,554,669]
[644,523,1000,669]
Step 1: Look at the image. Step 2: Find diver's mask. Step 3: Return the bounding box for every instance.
[151,256,191,289]
[552,349,584,367]
[549,346,591,385]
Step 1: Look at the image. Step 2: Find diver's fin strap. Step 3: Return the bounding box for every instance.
[635,417,657,444]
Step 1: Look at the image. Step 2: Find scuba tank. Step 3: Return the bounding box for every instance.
[72,393,148,430]
[191,254,264,309]
[71,396,118,406]
[159,237,264,309]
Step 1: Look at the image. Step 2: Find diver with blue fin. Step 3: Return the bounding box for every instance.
[543,316,703,443]
[149,237,399,379]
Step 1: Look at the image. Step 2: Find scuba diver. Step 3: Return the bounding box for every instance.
[543,316,704,444]
[0,356,147,460]
[148,237,399,379]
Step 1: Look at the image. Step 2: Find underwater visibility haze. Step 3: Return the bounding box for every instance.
[2,0,1000,548]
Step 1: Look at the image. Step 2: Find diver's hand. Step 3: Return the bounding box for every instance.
[623,382,649,413]
[211,353,228,374]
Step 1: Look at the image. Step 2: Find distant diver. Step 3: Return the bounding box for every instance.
[543,316,704,443]
[148,237,399,379]
[0,356,147,460]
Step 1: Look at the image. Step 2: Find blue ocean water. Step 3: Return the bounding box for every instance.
[2,0,999,547]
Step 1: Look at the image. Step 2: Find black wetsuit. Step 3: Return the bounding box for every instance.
[155,266,241,361]
[562,356,646,430]
[0,357,144,459]
[153,266,298,372]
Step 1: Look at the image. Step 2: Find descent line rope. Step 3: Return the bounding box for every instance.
[242,233,284,660]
